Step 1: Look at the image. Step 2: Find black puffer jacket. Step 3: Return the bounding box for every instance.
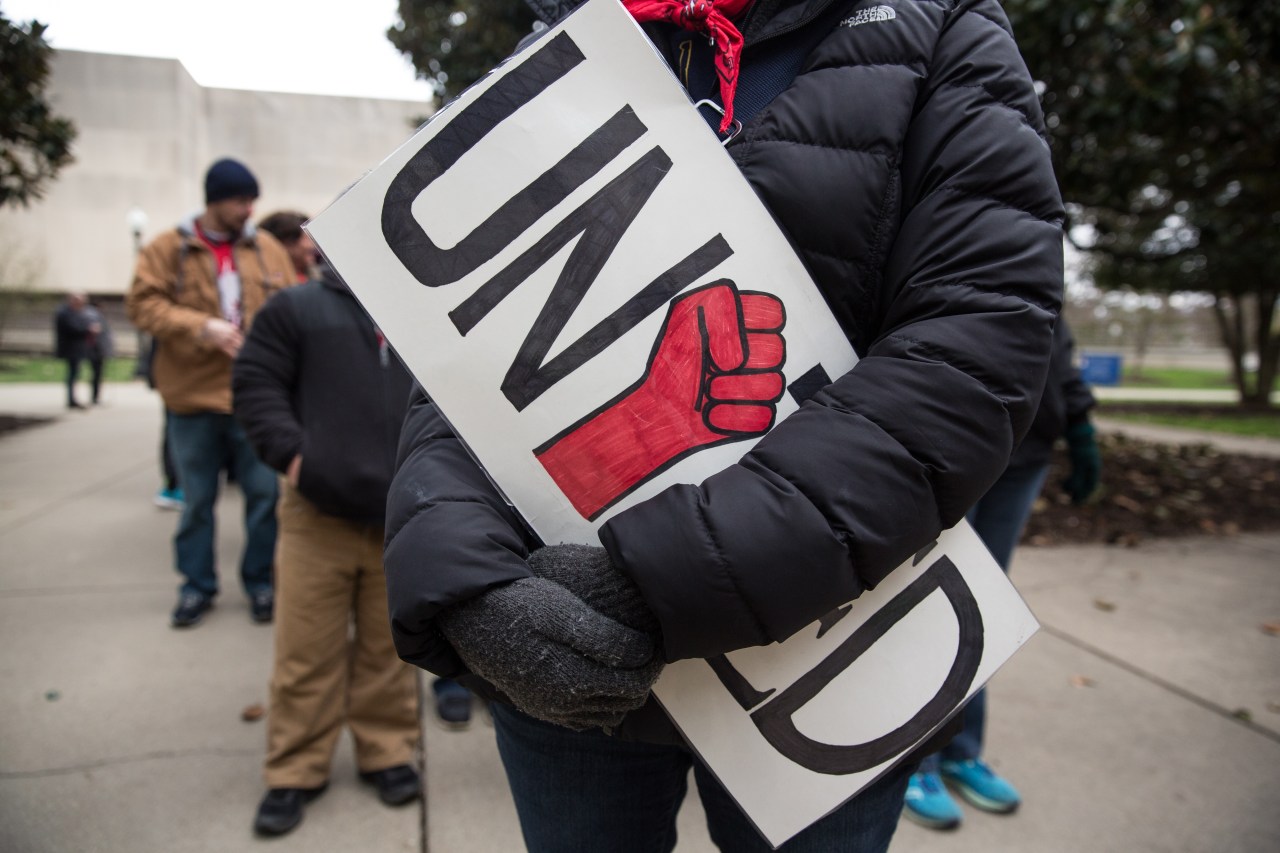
[233,266,415,524]
[385,0,1063,677]
[1010,318,1095,469]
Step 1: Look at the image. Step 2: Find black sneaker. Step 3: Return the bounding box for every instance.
[252,784,327,836]
[249,589,274,624]
[359,764,421,806]
[171,592,213,628]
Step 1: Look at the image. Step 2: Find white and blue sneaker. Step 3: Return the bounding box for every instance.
[941,758,1021,814]
[154,487,185,511]
[903,771,963,830]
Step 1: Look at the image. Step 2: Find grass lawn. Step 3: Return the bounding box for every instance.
[0,356,138,383]
[1097,406,1280,439]
[1098,365,1278,437]
[1120,366,1235,389]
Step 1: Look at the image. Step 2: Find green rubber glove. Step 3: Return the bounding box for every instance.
[1063,421,1101,505]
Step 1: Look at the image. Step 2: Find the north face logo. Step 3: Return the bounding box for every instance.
[841,5,897,27]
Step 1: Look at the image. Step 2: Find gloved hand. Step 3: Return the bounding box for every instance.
[1062,421,1101,505]
[527,543,661,638]
[436,569,662,731]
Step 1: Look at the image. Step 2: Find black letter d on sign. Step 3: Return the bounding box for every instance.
[733,556,983,776]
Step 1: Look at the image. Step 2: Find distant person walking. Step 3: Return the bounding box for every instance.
[53,291,101,409]
[126,157,296,629]
[82,297,113,404]
[233,258,421,836]
[904,318,1100,829]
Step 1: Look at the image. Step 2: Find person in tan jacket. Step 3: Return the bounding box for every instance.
[126,158,295,629]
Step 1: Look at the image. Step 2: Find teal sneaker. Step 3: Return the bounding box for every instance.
[902,772,962,830]
[941,759,1021,814]
[154,487,185,511]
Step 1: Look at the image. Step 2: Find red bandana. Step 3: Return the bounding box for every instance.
[623,0,754,134]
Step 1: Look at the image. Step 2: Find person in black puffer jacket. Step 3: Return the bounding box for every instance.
[233,259,422,836]
[905,317,1098,829]
[384,1,1066,850]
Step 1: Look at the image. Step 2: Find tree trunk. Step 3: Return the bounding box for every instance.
[1246,287,1278,409]
[1131,307,1155,379]
[1214,291,1278,409]
[1212,293,1248,401]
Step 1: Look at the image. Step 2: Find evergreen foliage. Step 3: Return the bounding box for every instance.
[0,12,76,208]
[1007,0,1279,404]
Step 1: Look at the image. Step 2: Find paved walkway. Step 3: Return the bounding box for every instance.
[1093,416,1280,459]
[1,381,1277,852]
[1090,387,1267,403]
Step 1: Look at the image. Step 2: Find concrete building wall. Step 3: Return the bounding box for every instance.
[0,49,429,299]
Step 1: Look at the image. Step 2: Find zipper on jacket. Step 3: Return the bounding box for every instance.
[716,0,845,147]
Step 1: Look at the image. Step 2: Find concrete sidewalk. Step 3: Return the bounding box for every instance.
[1,381,1278,853]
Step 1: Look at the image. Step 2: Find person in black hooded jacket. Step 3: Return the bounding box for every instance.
[383,1,1066,850]
[905,317,1098,829]
[232,259,422,836]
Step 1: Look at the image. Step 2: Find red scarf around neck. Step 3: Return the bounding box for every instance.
[623,0,754,133]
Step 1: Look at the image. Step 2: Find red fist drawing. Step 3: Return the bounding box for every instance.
[535,280,786,520]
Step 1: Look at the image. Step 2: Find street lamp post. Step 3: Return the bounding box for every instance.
[126,207,148,363]
[126,207,148,255]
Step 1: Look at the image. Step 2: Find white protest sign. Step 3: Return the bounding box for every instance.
[309,0,855,544]
[656,522,1038,846]
[307,0,1039,847]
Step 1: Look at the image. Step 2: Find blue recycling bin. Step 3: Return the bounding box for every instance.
[1079,352,1123,386]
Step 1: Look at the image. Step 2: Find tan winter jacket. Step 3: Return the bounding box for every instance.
[126,217,295,415]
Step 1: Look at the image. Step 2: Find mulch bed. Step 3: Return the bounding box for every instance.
[1025,431,1280,547]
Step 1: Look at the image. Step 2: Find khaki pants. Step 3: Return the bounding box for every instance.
[264,484,420,788]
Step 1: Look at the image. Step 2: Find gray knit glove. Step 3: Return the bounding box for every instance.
[527,544,661,638]
[436,550,662,730]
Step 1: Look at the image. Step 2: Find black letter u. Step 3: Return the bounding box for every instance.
[381,32,647,288]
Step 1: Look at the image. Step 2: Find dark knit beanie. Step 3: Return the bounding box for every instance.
[204,158,259,204]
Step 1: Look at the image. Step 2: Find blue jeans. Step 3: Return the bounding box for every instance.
[166,412,277,598]
[491,703,913,852]
[920,463,1049,772]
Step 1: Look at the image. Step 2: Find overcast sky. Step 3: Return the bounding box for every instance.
[5,0,437,102]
